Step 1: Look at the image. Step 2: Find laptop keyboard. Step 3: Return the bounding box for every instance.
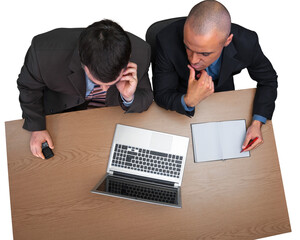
[111,144,183,178]
[107,177,177,204]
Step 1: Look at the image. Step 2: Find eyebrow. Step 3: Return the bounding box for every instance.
[184,43,213,55]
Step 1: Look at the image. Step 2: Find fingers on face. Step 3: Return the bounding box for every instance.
[123,68,137,82]
[187,67,214,94]
[123,67,137,76]
[199,71,214,92]
[207,76,213,90]
[187,65,196,82]
[120,74,136,83]
[127,62,137,69]
[210,79,214,92]
[124,62,137,75]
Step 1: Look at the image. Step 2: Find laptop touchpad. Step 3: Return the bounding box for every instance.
[150,132,173,152]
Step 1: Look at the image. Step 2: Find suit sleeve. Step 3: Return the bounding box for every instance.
[247,33,278,120]
[17,38,47,131]
[125,43,153,113]
[153,36,194,116]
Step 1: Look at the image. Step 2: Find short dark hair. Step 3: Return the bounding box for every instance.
[79,19,131,83]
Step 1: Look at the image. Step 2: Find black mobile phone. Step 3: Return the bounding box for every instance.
[42,142,54,159]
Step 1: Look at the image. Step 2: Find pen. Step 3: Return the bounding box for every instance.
[240,137,259,153]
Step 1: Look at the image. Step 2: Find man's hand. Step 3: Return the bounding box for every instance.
[116,62,138,102]
[184,65,214,107]
[242,120,264,152]
[30,130,54,159]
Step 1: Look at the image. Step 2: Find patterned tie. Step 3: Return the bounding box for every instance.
[85,85,108,108]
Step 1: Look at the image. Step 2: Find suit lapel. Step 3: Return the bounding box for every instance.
[68,45,86,99]
[218,41,245,88]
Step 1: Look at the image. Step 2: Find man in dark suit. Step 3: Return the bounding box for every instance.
[153,0,277,151]
[17,19,153,159]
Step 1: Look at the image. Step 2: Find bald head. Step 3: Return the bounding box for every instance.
[186,0,231,43]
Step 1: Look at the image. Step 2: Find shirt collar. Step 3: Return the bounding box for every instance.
[211,51,222,68]
[205,51,223,80]
[85,73,96,97]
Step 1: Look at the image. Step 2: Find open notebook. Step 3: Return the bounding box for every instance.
[191,120,250,162]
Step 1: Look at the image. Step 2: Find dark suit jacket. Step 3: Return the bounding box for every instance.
[153,18,278,119]
[17,28,153,131]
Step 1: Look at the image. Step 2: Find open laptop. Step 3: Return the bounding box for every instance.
[91,124,189,208]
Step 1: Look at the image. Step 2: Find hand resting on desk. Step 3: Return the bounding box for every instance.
[30,130,54,159]
[242,120,264,152]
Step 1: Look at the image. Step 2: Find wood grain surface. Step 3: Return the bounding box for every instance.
[5,89,290,240]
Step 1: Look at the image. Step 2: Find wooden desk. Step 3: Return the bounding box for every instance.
[6,89,290,240]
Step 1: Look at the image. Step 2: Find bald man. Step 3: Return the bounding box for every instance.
[153,0,277,151]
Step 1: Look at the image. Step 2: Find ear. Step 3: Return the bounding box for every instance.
[224,34,233,47]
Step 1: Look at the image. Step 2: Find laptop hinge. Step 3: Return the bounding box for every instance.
[174,183,180,188]
[108,170,114,175]
[113,171,175,187]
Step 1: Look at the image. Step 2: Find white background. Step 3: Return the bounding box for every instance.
[0,0,299,239]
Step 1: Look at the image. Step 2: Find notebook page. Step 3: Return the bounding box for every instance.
[219,120,250,160]
[191,122,222,162]
[191,120,250,162]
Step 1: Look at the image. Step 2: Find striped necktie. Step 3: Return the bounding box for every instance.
[85,84,108,108]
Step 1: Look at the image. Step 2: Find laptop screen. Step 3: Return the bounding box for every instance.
[94,174,180,207]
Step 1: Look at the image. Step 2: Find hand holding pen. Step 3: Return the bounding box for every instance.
[241,137,258,153]
[241,120,264,152]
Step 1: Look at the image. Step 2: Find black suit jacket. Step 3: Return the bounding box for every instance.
[17,28,153,131]
[153,18,277,119]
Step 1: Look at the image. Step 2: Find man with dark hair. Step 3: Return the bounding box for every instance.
[153,0,277,151]
[17,19,153,159]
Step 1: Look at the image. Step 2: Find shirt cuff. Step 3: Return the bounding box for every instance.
[253,114,267,124]
[181,95,195,112]
[120,94,134,107]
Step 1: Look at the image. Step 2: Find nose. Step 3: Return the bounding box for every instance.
[190,52,201,65]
